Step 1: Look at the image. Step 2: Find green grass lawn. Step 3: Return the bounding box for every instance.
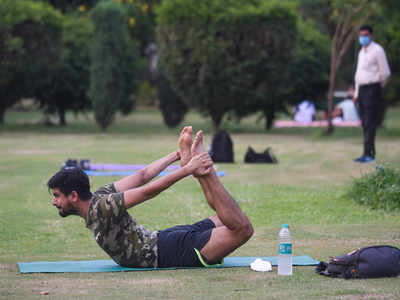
[1,108,400,299]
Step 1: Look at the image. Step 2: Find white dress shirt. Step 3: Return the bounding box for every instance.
[354,41,391,98]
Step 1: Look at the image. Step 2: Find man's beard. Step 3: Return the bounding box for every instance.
[59,207,78,218]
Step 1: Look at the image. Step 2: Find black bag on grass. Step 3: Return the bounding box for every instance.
[315,245,400,279]
[62,159,79,170]
[244,146,277,163]
[210,130,234,163]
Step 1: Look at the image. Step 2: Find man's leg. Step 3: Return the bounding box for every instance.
[360,85,380,158]
[191,131,253,263]
[363,106,375,157]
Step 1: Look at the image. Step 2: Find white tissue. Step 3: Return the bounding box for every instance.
[250,258,272,272]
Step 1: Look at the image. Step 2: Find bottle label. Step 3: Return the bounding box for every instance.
[279,243,292,255]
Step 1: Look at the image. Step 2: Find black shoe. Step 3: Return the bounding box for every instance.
[353,155,363,162]
[354,155,375,163]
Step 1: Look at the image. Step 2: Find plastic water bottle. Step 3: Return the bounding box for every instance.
[278,224,292,275]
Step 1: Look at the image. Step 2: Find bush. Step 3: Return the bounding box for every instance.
[157,73,187,128]
[37,14,93,126]
[347,166,400,212]
[156,0,298,131]
[285,18,330,110]
[0,0,63,124]
[89,0,135,130]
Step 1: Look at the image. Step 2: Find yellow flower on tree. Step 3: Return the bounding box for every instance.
[78,5,86,12]
[129,17,136,27]
[141,4,149,13]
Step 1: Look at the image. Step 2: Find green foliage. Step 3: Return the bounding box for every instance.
[297,0,333,35]
[136,81,157,106]
[287,18,330,110]
[36,0,99,12]
[0,0,63,124]
[347,166,400,212]
[156,73,188,128]
[89,0,136,130]
[372,8,400,107]
[156,0,298,130]
[37,15,94,125]
[124,0,159,53]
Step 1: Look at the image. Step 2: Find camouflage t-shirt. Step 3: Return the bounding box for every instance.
[86,183,159,268]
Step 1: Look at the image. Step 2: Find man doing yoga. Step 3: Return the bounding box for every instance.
[47,127,253,268]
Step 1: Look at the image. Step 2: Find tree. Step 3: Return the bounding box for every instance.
[36,15,93,126]
[89,0,136,130]
[302,0,380,133]
[0,0,63,124]
[156,0,298,131]
[267,18,330,120]
[376,1,400,108]
[124,0,160,55]
[285,17,331,112]
[156,72,188,128]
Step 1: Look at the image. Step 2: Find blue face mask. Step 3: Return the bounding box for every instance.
[359,36,371,47]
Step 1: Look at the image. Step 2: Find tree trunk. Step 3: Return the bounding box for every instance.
[211,111,223,133]
[326,22,339,136]
[0,107,5,125]
[58,107,66,126]
[264,108,275,130]
[326,65,336,135]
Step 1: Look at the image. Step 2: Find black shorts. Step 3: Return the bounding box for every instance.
[157,218,215,268]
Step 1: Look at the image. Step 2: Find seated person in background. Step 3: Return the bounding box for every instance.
[332,86,360,122]
[294,100,316,122]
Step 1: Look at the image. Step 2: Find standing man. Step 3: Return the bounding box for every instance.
[353,25,391,163]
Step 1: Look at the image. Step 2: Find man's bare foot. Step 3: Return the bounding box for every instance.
[191,130,206,156]
[178,126,192,167]
[191,130,212,176]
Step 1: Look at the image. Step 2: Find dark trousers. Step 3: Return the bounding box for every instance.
[358,83,382,157]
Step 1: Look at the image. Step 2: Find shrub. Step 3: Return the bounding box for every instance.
[156,0,298,131]
[156,73,187,128]
[37,15,93,126]
[0,0,63,124]
[89,0,135,130]
[347,166,400,212]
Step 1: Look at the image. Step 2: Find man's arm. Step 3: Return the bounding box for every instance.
[123,152,212,209]
[354,51,361,101]
[377,47,391,87]
[114,151,180,192]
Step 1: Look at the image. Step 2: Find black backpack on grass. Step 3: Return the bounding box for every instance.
[210,130,234,163]
[244,146,277,164]
[315,245,400,279]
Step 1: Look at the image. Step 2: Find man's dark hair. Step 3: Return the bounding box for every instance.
[360,25,373,34]
[47,168,92,200]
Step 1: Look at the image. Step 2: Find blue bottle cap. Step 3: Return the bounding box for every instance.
[282,224,289,228]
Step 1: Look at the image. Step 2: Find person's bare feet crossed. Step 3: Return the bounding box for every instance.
[191,130,212,177]
[178,126,193,167]
[178,127,211,177]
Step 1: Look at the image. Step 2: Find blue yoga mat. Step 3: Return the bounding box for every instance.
[84,170,226,177]
[18,256,319,273]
